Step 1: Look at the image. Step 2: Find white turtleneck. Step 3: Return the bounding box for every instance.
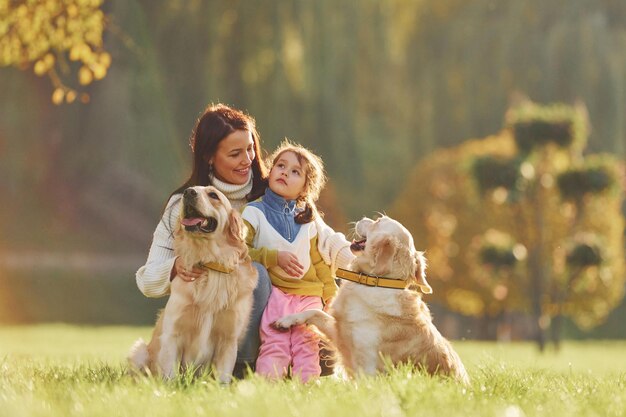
[210,173,253,210]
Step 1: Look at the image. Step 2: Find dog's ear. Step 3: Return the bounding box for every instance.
[227,210,246,243]
[413,251,432,294]
[371,236,396,276]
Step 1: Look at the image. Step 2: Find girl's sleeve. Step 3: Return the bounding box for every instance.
[310,235,337,302]
[314,217,355,271]
[242,211,278,268]
[135,196,180,298]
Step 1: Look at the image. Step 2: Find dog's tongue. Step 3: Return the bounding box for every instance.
[181,217,204,227]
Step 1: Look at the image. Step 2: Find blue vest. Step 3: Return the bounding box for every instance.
[247,188,302,242]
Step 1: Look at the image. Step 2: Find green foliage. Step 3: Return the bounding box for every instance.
[506,101,589,155]
[557,157,618,201]
[0,0,110,103]
[567,243,603,268]
[480,245,517,268]
[513,120,574,152]
[558,168,612,200]
[6,0,626,251]
[0,269,165,325]
[392,133,526,318]
[1,325,626,417]
[393,100,625,342]
[472,156,520,194]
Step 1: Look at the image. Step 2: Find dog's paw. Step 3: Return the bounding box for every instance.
[218,374,233,385]
[271,319,293,331]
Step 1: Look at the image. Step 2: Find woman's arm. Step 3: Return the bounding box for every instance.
[135,195,181,298]
[314,217,355,271]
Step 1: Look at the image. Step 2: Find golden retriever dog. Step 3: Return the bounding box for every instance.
[128,186,258,383]
[274,215,469,384]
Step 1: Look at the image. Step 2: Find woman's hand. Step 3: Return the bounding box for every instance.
[277,251,304,277]
[171,257,203,282]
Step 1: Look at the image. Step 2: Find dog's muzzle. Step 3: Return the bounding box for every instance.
[181,216,218,233]
[350,238,367,252]
[351,217,374,252]
[181,201,218,233]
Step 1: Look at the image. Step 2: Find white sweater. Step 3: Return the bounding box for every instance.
[314,217,355,273]
[135,193,354,298]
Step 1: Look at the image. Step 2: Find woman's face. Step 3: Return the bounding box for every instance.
[211,130,256,185]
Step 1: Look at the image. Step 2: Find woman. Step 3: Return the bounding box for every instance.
[135,103,354,375]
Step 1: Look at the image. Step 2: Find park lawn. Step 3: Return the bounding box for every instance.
[0,324,625,417]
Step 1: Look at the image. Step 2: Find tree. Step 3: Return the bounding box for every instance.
[496,100,624,350]
[393,100,625,350]
[392,131,528,339]
[0,0,110,104]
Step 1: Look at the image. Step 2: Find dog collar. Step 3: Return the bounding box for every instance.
[198,262,234,274]
[335,268,407,290]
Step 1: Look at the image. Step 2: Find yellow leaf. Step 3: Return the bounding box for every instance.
[34,60,46,76]
[67,4,78,17]
[99,52,111,68]
[45,0,58,13]
[78,66,93,85]
[91,63,106,80]
[16,5,27,18]
[52,88,65,105]
[446,288,484,316]
[43,53,55,67]
[70,44,82,61]
[66,90,77,103]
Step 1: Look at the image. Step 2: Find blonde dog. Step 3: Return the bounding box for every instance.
[274,215,469,384]
[128,186,258,383]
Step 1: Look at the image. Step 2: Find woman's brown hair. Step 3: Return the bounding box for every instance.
[172,103,268,200]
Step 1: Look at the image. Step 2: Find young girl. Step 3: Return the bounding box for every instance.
[241,141,337,383]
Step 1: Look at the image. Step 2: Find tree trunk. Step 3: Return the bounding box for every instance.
[479,313,495,340]
[529,253,547,352]
[528,212,547,351]
[551,313,563,351]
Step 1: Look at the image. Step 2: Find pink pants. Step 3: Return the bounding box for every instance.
[255,287,322,383]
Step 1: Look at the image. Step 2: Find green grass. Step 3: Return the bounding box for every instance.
[1,325,625,417]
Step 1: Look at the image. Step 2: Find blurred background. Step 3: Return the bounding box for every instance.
[1,0,625,349]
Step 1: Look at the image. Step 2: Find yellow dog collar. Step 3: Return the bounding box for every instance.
[335,268,408,290]
[198,262,234,274]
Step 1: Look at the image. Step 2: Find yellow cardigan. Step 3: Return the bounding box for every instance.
[243,219,337,303]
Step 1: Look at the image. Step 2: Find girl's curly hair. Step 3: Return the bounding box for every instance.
[268,140,327,224]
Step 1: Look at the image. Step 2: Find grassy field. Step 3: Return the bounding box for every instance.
[1,325,625,417]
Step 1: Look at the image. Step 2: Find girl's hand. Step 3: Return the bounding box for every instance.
[278,251,304,277]
[172,257,203,282]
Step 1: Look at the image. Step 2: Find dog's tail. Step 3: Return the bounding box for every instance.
[128,338,150,373]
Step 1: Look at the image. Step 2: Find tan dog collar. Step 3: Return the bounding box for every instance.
[198,262,234,274]
[335,268,407,290]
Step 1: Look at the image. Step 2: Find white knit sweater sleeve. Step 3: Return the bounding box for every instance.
[314,217,355,272]
[135,195,181,298]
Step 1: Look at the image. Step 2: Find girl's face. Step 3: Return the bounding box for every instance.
[211,130,255,185]
[269,151,306,200]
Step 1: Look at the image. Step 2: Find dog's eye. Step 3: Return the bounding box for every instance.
[208,192,220,200]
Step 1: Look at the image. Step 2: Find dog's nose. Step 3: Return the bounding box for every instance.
[183,188,197,199]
